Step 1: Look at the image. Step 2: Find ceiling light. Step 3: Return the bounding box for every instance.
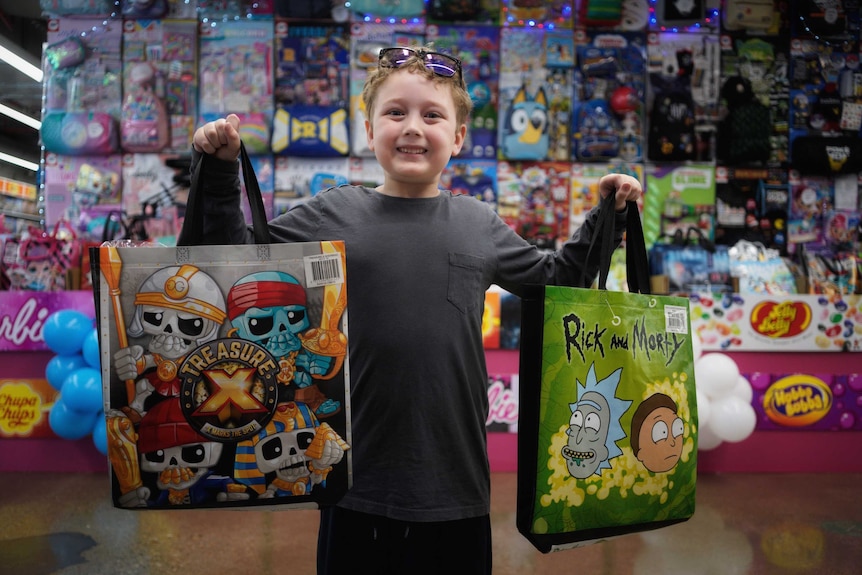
[0,102,41,130]
[0,151,39,172]
[0,38,43,83]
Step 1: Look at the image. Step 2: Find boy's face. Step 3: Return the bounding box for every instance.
[365,69,466,197]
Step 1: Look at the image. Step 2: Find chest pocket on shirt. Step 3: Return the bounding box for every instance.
[447,252,485,314]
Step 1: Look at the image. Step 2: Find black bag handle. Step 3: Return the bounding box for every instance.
[652,228,686,246]
[584,190,650,294]
[178,141,271,246]
[99,210,125,242]
[685,226,716,253]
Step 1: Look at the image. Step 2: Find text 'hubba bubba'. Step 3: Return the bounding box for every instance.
[763,375,832,426]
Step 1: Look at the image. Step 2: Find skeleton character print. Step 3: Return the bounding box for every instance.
[233,401,349,497]
[227,271,341,418]
[100,242,351,510]
[105,264,230,508]
[113,264,228,421]
[136,398,251,506]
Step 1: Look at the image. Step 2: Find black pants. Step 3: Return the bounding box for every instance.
[317,506,492,575]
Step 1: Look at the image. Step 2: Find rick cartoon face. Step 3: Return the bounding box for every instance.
[561,363,632,479]
[563,391,610,478]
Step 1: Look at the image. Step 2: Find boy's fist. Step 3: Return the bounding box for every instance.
[598,173,643,212]
[193,113,242,162]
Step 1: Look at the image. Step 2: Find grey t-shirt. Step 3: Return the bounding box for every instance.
[193,156,621,522]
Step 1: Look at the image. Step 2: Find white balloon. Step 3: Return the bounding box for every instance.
[696,389,711,428]
[691,331,703,362]
[697,421,723,451]
[709,396,757,443]
[730,375,753,404]
[694,353,740,400]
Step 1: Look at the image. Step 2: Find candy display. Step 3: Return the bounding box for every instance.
[690,292,862,352]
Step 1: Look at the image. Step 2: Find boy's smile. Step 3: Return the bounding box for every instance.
[365,70,466,198]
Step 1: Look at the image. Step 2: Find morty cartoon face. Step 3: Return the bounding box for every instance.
[563,390,610,478]
[630,393,684,473]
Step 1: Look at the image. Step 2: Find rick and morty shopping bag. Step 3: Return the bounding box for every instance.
[517,193,698,552]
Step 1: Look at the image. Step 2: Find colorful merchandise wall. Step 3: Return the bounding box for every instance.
[20,0,860,264]
[2,1,861,473]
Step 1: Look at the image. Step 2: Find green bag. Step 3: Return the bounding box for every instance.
[517,191,698,552]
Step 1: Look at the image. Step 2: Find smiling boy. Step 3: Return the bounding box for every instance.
[189,46,642,574]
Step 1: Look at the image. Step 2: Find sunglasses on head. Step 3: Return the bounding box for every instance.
[377,47,463,83]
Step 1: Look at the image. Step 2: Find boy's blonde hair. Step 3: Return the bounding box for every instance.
[361,50,474,128]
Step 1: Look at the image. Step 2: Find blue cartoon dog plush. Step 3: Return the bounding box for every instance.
[501,85,549,160]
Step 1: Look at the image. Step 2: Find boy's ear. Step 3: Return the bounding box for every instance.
[452,122,467,156]
[365,118,374,150]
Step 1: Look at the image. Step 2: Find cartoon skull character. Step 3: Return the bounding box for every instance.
[227,271,340,417]
[135,398,247,506]
[113,264,227,419]
[234,401,348,497]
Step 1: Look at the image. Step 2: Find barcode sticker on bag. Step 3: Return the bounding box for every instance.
[665,305,689,334]
[305,252,344,287]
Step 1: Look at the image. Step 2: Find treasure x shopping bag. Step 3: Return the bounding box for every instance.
[517,192,697,552]
[93,143,351,509]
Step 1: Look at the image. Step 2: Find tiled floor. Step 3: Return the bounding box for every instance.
[0,471,860,574]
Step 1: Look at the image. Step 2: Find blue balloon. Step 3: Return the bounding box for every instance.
[83,328,101,369]
[43,310,93,356]
[45,353,87,390]
[62,367,104,414]
[92,413,108,456]
[49,396,98,440]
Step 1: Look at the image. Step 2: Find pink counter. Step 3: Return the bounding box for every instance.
[2,349,859,474]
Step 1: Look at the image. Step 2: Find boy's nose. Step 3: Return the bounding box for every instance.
[403,114,421,135]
